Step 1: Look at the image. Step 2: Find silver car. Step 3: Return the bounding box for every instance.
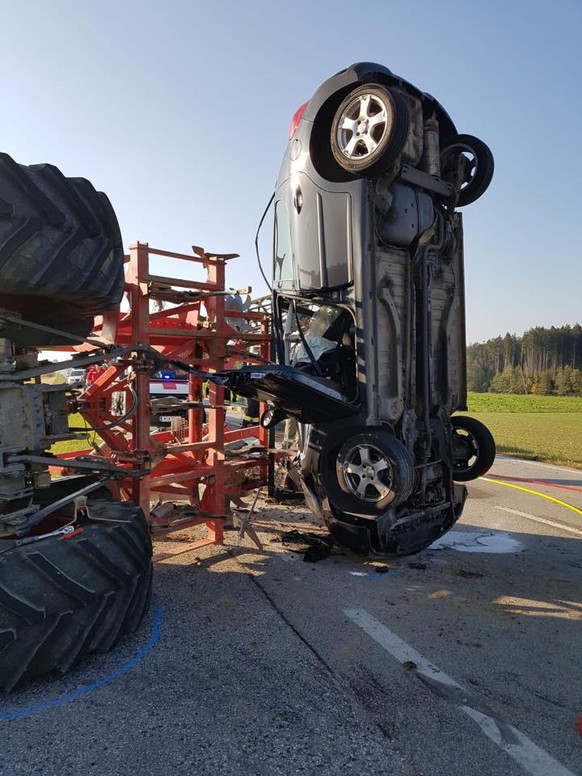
[67,367,87,388]
[225,62,495,555]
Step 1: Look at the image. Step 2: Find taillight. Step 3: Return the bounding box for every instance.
[289,102,308,140]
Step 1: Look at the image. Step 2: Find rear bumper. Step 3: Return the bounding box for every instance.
[324,487,466,556]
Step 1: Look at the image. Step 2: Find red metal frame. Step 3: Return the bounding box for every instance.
[57,243,271,550]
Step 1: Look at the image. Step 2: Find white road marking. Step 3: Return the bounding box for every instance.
[497,506,582,537]
[344,608,575,776]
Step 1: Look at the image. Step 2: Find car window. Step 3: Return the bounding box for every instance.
[277,298,358,400]
[273,201,295,290]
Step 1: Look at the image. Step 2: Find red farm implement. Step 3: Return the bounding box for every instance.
[54,242,272,552]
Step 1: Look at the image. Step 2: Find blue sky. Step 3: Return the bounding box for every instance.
[2,0,580,343]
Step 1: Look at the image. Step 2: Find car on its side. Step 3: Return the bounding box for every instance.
[222,62,495,555]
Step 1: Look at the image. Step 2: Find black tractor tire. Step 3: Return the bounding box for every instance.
[330,84,410,178]
[0,153,125,347]
[320,428,416,516]
[451,416,496,481]
[0,498,152,693]
[440,134,494,207]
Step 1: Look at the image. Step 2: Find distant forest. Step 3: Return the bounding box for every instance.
[467,324,582,395]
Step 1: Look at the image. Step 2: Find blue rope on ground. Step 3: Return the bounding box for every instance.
[0,607,163,722]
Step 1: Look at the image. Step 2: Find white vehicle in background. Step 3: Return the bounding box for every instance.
[149,370,189,425]
[67,367,86,387]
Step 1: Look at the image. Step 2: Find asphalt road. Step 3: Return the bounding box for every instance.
[1,457,581,776]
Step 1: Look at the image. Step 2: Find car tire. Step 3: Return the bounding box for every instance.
[451,416,496,481]
[440,134,494,206]
[0,153,124,347]
[330,84,410,177]
[320,429,415,515]
[0,498,152,692]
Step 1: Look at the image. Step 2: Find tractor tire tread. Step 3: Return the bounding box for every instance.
[0,153,124,346]
[0,502,152,692]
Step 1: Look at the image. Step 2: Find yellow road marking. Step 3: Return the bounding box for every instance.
[482,477,582,517]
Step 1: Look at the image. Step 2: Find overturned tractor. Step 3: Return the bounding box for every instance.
[0,156,152,691]
[0,155,270,691]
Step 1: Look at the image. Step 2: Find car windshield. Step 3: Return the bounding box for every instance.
[277,298,358,400]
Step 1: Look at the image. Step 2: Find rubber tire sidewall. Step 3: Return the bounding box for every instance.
[330,84,410,178]
[451,416,496,481]
[320,427,415,516]
[0,499,153,692]
[440,134,494,207]
[0,154,124,347]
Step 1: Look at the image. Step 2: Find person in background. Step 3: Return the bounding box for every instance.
[242,397,260,428]
[282,416,300,449]
[85,364,99,385]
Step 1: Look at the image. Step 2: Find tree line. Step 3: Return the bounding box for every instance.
[466,324,582,395]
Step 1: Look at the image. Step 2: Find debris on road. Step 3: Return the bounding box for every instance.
[233,487,264,550]
[281,529,334,562]
[456,568,484,579]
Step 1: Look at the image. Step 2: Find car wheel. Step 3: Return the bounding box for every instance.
[451,416,496,481]
[330,84,410,177]
[321,430,415,515]
[440,134,494,206]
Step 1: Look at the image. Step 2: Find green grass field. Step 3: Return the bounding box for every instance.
[465,393,582,468]
[50,414,99,455]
